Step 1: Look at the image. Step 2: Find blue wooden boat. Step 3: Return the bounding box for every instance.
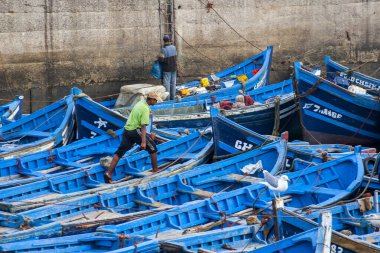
[162,225,323,253]
[0,93,75,160]
[115,47,274,126]
[0,89,134,188]
[0,142,363,245]
[0,128,131,189]
[278,206,380,252]
[351,232,380,248]
[0,137,286,242]
[0,138,280,234]
[210,108,329,169]
[294,62,380,146]
[84,151,361,249]
[148,79,297,135]
[325,55,380,93]
[160,225,265,252]
[0,225,324,252]
[304,195,380,239]
[72,88,126,139]
[0,90,188,190]
[98,98,117,109]
[0,232,158,253]
[210,109,379,179]
[159,46,273,104]
[0,95,24,126]
[0,131,212,213]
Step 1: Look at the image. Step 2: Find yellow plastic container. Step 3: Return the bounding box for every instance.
[237,75,248,83]
[179,88,190,97]
[200,78,209,87]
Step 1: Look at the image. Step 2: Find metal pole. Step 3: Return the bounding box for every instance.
[158,0,163,48]
[375,190,379,213]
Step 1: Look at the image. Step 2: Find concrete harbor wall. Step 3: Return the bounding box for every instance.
[0,0,379,111]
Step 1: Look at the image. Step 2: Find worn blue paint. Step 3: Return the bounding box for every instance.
[304,195,380,237]
[163,225,265,252]
[0,90,134,188]
[0,232,158,252]
[159,46,273,104]
[252,228,319,253]
[325,55,380,91]
[0,142,363,247]
[94,151,362,239]
[0,138,285,241]
[149,79,296,134]
[72,89,126,139]
[151,126,197,140]
[294,62,380,146]
[277,208,378,252]
[0,93,75,160]
[0,128,124,187]
[210,110,328,169]
[0,131,211,213]
[0,95,24,125]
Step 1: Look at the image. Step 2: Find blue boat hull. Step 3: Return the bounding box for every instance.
[0,90,135,188]
[0,94,75,159]
[278,208,380,253]
[294,62,380,146]
[0,132,212,212]
[0,95,24,125]
[153,79,298,138]
[325,55,380,91]
[72,89,126,139]
[159,46,273,105]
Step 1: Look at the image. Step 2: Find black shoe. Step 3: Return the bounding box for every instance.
[103,173,112,184]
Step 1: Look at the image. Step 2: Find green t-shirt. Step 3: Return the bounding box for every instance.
[125,100,150,131]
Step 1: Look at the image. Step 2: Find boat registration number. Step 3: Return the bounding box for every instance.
[330,244,354,253]
[303,103,342,119]
[234,140,254,151]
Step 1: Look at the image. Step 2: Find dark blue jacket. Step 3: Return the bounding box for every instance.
[160,44,177,72]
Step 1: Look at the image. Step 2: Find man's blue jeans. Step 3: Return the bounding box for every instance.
[163,71,176,100]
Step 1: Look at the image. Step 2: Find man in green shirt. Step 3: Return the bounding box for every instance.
[104,92,159,183]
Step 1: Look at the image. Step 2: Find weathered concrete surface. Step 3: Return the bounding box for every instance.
[0,0,161,111]
[0,0,379,111]
[175,0,379,82]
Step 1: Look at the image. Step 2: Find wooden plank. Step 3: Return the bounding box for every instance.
[191,189,214,198]
[134,200,172,208]
[61,209,168,236]
[164,153,197,161]
[228,173,263,183]
[39,157,94,173]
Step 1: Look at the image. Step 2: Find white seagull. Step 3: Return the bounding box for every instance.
[260,170,290,199]
[364,213,380,230]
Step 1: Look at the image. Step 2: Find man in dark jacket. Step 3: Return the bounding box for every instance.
[158,35,177,100]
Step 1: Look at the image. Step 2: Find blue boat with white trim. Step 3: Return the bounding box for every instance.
[159,46,273,104]
[0,95,24,126]
[0,138,363,246]
[0,93,75,160]
[0,130,212,213]
[294,62,380,146]
[147,79,297,135]
[325,55,380,93]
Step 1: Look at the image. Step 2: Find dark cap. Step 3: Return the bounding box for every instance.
[163,35,170,41]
